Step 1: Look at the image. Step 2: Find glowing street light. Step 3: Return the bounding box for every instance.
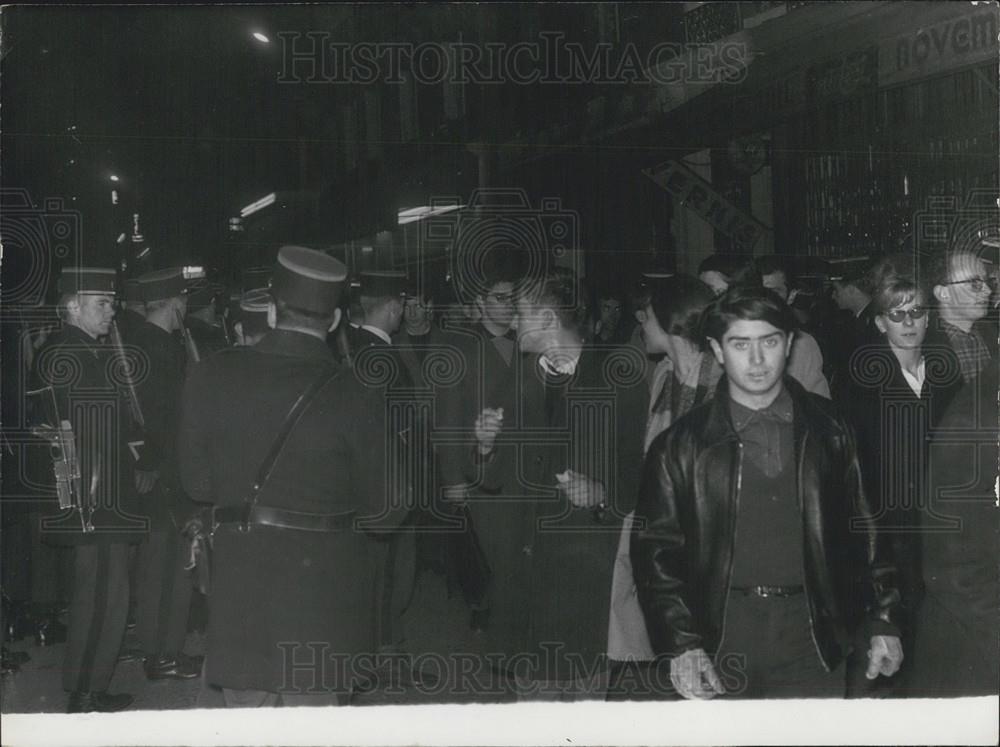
[109,174,120,182]
[252,31,270,44]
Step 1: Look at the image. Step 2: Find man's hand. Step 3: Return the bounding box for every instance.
[865,635,903,679]
[134,469,159,495]
[670,648,725,700]
[555,469,606,509]
[441,483,470,507]
[474,407,504,455]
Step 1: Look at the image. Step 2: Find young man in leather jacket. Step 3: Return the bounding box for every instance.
[631,285,903,699]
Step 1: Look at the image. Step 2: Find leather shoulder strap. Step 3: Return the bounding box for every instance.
[247,366,343,505]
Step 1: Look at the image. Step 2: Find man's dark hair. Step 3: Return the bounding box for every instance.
[273,295,335,333]
[592,284,627,323]
[702,284,797,344]
[755,255,796,286]
[476,251,521,297]
[698,253,761,287]
[649,275,714,344]
[520,267,589,334]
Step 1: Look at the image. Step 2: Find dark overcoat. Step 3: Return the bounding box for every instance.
[474,346,647,678]
[177,329,409,693]
[129,320,194,531]
[31,325,146,545]
[841,339,963,629]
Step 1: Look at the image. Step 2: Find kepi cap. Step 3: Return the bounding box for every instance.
[137,267,187,302]
[271,245,347,315]
[57,267,117,295]
[123,278,143,303]
[359,270,407,299]
[186,279,219,311]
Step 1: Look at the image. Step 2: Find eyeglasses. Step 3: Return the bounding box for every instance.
[488,292,514,303]
[883,307,928,323]
[941,276,997,293]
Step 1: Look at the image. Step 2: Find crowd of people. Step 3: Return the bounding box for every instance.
[1,239,997,711]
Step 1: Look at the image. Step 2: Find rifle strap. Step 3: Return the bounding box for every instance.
[238,366,344,529]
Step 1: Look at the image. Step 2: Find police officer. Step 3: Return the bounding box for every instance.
[32,267,146,713]
[184,279,228,356]
[233,288,270,347]
[178,246,412,706]
[131,268,202,680]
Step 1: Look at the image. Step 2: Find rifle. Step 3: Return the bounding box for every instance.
[176,309,201,364]
[27,386,91,531]
[108,320,146,462]
[109,320,146,429]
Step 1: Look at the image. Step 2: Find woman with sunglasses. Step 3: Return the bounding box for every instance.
[843,273,963,696]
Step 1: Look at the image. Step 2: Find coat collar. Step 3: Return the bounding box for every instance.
[702,374,836,446]
[254,328,336,361]
[58,323,103,352]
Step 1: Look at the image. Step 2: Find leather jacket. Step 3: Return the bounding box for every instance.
[631,376,901,672]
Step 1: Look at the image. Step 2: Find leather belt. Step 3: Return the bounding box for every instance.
[213,505,357,533]
[730,585,804,598]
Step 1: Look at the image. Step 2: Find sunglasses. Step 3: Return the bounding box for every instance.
[941,276,997,293]
[883,307,928,323]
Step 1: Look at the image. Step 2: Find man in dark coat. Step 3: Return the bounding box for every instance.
[130,267,202,680]
[31,267,146,713]
[631,285,903,699]
[906,358,999,697]
[473,267,646,699]
[178,246,410,707]
[114,278,147,343]
[184,280,229,357]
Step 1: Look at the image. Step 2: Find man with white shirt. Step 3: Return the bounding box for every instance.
[925,247,997,383]
[473,267,645,700]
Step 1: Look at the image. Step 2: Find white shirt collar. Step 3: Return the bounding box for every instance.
[538,351,580,376]
[900,357,926,397]
[360,324,393,345]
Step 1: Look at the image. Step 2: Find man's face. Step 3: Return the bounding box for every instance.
[831,281,854,311]
[636,304,671,355]
[387,298,404,333]
[762,271,789,301]
[72,293,116,338]
[403,296,432,332]
[937,253,991,323]
[512,295,548,353]
[699,271,729,297]
[709,319,791,407]
[599,297,622,330]
[478,281,515,328]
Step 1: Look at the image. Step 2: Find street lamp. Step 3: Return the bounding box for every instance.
[251,31,270,44]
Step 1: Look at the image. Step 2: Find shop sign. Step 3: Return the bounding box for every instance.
[808,47,878,104]
[879,9,998,86]
[644,159,769,252]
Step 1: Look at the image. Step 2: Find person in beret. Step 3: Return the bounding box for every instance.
[348,270,420,654]
[349,271,408,363]
[233,288,270,347]
[184,279,228,357]
[30,267,146,713]
[130,268,203,681]
[178,246,412,707]
[114,278,147,344]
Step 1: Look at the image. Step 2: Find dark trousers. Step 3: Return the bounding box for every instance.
[714,592,845,699]
[135,530,193,656]
[63,543,130,692]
